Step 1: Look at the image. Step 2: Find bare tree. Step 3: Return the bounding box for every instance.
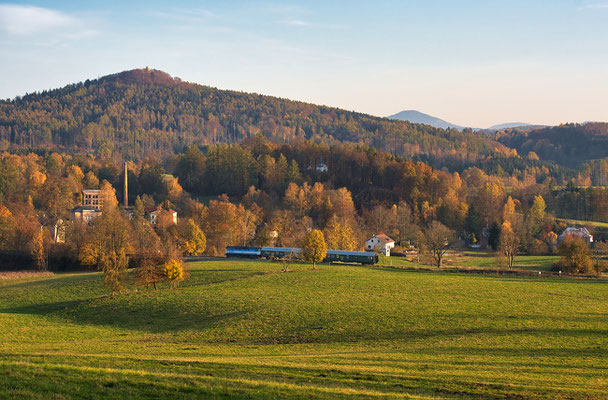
[424,221,454,268]
[498,222,519,270]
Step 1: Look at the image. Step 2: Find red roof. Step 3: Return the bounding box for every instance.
[374,233,395,243]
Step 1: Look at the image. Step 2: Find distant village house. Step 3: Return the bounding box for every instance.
[145,207,178,225]
[558,227,593,244]
[71,205,103,223]
[365,233,395,256]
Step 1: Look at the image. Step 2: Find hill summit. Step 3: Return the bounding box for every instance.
[0,68,509,167]
[388,110,464,130]
[98,67,185,87]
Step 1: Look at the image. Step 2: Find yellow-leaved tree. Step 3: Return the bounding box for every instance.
[178,219,206,256]
[163,259,184,289]
[324,216,357,251]
[302,229,327,270]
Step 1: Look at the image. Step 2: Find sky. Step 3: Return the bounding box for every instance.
[0,0,607,128]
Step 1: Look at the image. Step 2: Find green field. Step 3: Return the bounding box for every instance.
[557,218,608,229]
[379,252,560,271]
[1,260,607,399]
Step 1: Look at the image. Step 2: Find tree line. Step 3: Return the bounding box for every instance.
[1,137,606,275]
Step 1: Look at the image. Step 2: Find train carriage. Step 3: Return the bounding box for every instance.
[260,247,301,260]
[225,246,262,258]
[225,246,378,265]
[324,250,378,265]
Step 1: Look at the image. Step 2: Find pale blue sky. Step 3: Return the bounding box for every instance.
[0,0,607,127]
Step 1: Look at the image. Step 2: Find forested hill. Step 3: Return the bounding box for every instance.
[0,68,511,166]
[496,123,608,167]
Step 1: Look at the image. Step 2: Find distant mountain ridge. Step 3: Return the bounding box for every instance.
[497,122,608,167]
[487,122,532,130]
[388,110,541,131]
[388,110,464,130]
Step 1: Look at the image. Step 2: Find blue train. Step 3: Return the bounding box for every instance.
[225,246,378,265]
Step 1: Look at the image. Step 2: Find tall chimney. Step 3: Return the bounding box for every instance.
[124,162,128,208]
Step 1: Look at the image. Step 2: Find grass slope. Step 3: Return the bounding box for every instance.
[1,260,607,399]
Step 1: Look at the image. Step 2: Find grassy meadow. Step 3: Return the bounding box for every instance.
[379,252,560,271]
[556,218,608,230]
[1,259,607,399]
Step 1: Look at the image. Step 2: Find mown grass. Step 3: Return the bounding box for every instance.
[379,252,560,271]
[0,259,607,399]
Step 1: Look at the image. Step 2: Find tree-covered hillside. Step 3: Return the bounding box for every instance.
[497,123,608,168]
[0,68,511,166]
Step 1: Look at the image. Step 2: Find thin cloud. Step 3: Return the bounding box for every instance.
[578,2,608,9]
[146,8,217,23]
[279,19,312,27]
[262,4,311,16]
[0,4,95,38]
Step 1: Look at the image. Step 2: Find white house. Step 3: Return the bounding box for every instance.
[316,162,328,173]
[558,227,593,244]
[145,207,178,225]
[365,233,395,256]
[315,157,328,173]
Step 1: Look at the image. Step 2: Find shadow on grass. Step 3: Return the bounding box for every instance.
[0,272,99,291]
[0,297,248,333]
[362,265,608,284]
[0,349,595,399]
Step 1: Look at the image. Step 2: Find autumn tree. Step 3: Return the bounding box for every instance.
[363,205,394,237]
[29,228,47,270]
[86,182,131,291]
[557,236,595,275]
[132,218,165,289]
[99,179,118,209]
[423,221,454,268]
[498,222,519,269]
[163,259,184,289]
[133,195,145,217]
[178,219,206,256]
[476,181,506,227]
[201,195,239,255]
[393,201,418,243]
[526,195,546,236]
[302,229,327,270]
[284,182,309,217]
[174,145,205,192]
[324,215,357,251]
[163,175,183,203]
[83,171,99,189]
[234,204,260,246]
[0,205,15,249]
[270,209,312,248]
[39,177,74,218]
[502,196,517,226]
